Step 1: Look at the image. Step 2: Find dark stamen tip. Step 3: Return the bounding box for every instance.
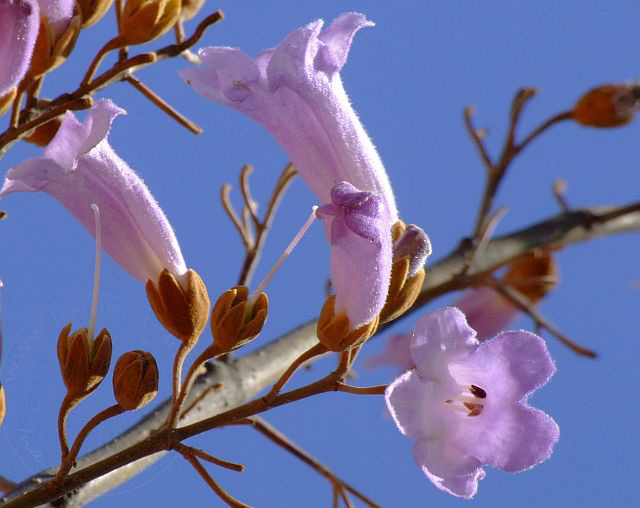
[470,384,487,399]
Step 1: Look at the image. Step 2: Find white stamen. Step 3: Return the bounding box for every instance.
[87,204,102,341]
[247,206,318,309]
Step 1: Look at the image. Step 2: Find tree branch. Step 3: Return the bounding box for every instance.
[3,202,639,507]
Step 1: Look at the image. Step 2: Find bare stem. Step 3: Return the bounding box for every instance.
[81,37,124,87]
[126,75,203,134]
[177,449,249,508]
[173,442,243,472]
[336,383,387,396]
[55,405,124,483]
[232,416,380,508]
[166,341,195,428]
[58,393,82,459]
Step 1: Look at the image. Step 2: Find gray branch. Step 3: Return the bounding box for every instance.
[2,203,639,507]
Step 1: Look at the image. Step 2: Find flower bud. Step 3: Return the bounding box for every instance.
[0,88,17,116]
[23,117,62,146]
[0,384,6,426]
[56,323,112,395]
[120,0,181,45]
[317,295,379,352]
[77,0,114,28]
[502,252,557,303]
[572,83,640,128]
[146,268,210,344]
[379,221,431,324]
[210,286,268,354]
[29,6,82,77]
[112,350,159,411]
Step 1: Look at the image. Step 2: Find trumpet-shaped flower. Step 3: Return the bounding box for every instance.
[0,0,40,96]
[0,99,188,286]
[385,307,559,498]
[181,13,398,328]
[316,181,391,328]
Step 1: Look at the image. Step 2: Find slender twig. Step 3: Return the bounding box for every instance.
[220,184,253,250]
[0,11,224,157]
[336,383,387,396]
[553,179,571,211]
[55,405,124,483]
[237,163,297,286]
[126,75,202,134]
[0,475,17,494]
[239,165,260,227]
[181,382,224,418]
[58,393,81,459]
[495,284,597,357]
[9,85,25,129]
[177,449,249,508]
[463,105,493,171]
[81,37,124,87]
[165,341,196,428]
[173,443,243,472]
[230,416,380,508]
[263,342,327,404]
[463,206,508,273]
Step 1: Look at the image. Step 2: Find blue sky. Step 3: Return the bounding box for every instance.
[1,1,639,506]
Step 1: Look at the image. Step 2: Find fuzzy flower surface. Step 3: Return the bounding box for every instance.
[181,13,398,327]
[385,307,559,498]
[316,181,392,328]
[0,0,40,96]
[0,99,187,285]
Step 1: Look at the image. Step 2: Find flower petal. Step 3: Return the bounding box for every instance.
[316,12,374,74]
[364,332,413,371]
[413,437,485,499]
[410,307,478,379]
[0,0,39,96]
[39,0,75,39]
[469,403,560,472]
[454,287,519,341]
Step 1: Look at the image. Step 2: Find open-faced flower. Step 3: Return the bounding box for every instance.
[0,99,188,287]
[385,307,559,498]
[0,0,40,96]
[181,13,398,330]
[316,181,392,329]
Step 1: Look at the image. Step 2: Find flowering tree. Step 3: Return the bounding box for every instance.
[0,2,639,507]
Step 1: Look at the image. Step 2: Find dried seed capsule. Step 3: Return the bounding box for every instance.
[29,6,82,77]
[112,350,159,410]
[77,0,114,28]
[210,286,268,354]
[572,83,640,128]
[317,295,379,352]
[146,268,210,345]
[57,324,112,396]
[120,0,181,45]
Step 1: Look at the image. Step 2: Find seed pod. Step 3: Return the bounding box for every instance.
[0,88,17,116]
[572,83,640,128]
[146,268,210,345]
[57,323,112,396]
[180,0,204,20]
[112,350,159,410]
[317,295,379,352]
[24,117,62,146]
[120,0,181,45]
[379,221,431,324]
[29,7,82,77]
[0,384,6,426]
[502,252,557,303]
[210,286,268,354]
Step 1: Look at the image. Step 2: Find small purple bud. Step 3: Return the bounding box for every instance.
[393,224,431,276]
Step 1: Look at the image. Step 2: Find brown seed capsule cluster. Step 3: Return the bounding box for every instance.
[210,286,268,354]
[112,350,159,411]
[317,295,379,352]
[146,268,211,345]
[0,384,6,426]
[180,0,204,20]
[120,0,181,45]
[379,221,431,324]
[572,83,640,128]
[57,323,112,396]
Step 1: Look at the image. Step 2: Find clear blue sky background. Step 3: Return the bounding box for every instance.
[1,1,639,507]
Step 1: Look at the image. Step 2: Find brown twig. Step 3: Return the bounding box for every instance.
[173,443,244,472]
[126,75,203,134]
[165,341,196,428]
[220,183,253,250]
[81,37,125,87]
[495,284,597,357]
[462,206,508,273]
[236,163,297,286]
[466,88,573,237]
[57,393,82,459]
[336,383,387,396]
[231,416,380,508]
[177,448,249,508]
[553,179,571,211]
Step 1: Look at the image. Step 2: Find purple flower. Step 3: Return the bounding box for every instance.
[180,12,397,221]
[385,307,559,498]
[0,99,188,286]
[0,0,40,96]
[181,13,398,328]
[316,181,392,328]
[38,0,75,39]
